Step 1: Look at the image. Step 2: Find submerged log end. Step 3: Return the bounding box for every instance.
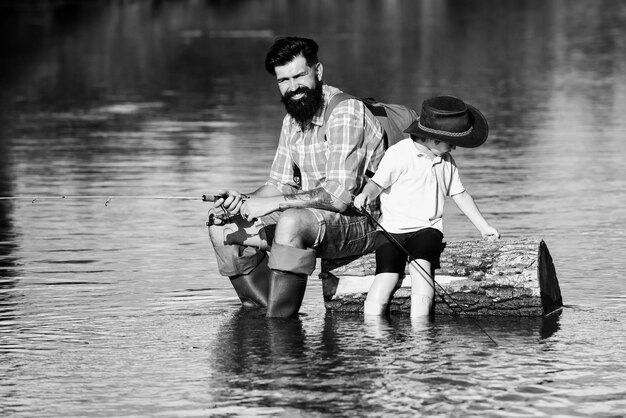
[319,238,563,317]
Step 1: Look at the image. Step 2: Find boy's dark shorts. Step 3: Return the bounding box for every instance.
[375,228,446,274]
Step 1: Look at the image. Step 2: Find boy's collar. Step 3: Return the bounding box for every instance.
[412,140,445,163]
[413,141,435,157]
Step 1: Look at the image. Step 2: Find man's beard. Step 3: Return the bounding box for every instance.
[281,80,324,130]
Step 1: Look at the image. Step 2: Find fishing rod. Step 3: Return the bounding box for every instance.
[350,203,498,346]
[0,194,227,205]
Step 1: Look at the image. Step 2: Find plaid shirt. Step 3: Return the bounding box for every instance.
[266,85,385,205]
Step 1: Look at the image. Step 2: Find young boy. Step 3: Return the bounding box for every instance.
[353,95,500,317]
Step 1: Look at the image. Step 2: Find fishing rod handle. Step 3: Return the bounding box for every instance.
[202,194,224,202]
[201,193,249,202]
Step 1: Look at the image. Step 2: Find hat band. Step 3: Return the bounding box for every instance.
[418,121,473,137]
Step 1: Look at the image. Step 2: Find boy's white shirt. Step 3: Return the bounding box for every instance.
[370,138,465,234]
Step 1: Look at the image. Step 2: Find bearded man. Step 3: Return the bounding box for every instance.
[208,37,385,317]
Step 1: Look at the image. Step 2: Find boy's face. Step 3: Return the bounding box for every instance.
[430,140,456,156]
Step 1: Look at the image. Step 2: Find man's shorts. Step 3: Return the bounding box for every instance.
[307,207,378,259]
[375,228,445,274]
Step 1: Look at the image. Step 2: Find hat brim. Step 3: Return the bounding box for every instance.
[403,104,489,148]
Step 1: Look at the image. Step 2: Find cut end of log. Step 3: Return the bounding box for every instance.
[538,240,564,316]
[319,238,563,317]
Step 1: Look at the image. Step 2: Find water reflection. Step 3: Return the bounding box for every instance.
[208,309,566,414]
[212,308,307,375]
[0,204,18,330]
[539,311,562,341]
[4,0,625,126]
[0,120,18,333]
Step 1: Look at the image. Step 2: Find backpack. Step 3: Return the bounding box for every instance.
[319,92,418,150]
[292,93,418,186]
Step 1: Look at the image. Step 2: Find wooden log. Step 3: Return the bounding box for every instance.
[319,238,563,317]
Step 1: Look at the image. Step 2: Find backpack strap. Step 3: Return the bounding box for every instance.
[317,92,387,142]
[316,92,384,179]
[295,92,385,184]
[320,92,356,130]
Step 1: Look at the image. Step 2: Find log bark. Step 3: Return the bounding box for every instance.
[319,238,563,317]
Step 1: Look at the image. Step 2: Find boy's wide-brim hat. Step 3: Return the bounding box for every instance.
[404,95,488,148]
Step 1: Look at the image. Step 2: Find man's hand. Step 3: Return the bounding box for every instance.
[214,189,247,214]
[240,197,281,221]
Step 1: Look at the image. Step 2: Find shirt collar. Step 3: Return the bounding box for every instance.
[413,141,444,164]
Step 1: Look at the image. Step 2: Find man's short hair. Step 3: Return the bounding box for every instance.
[265,37,319,75]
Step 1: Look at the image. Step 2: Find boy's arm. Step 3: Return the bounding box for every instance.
[452,191,500,240]
[354,181,384,209]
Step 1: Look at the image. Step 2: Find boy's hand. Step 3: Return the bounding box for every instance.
[353,193,368,210]
[481,226,501,241]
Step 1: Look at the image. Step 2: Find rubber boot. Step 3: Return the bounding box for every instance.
[266,271,308,318]
[229,255,272,308]
[266,243,316,318]
[208,211,272,308]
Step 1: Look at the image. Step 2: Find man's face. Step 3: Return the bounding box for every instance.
[275,55,324,127]
[275,55,321,97]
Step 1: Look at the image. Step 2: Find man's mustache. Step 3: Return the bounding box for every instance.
[283,87,312,100]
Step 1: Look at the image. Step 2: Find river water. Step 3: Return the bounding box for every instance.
[1,1,625,417]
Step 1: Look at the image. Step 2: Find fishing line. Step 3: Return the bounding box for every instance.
[350,203,499,346]
[0,194,225,206]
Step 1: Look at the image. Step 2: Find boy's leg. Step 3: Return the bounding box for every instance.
[408,260,434,317]
[364,272,401,315]
[404,228,444,317]
[365,232,406,316]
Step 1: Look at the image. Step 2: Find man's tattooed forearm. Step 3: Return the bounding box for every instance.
[281,188,338,211]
